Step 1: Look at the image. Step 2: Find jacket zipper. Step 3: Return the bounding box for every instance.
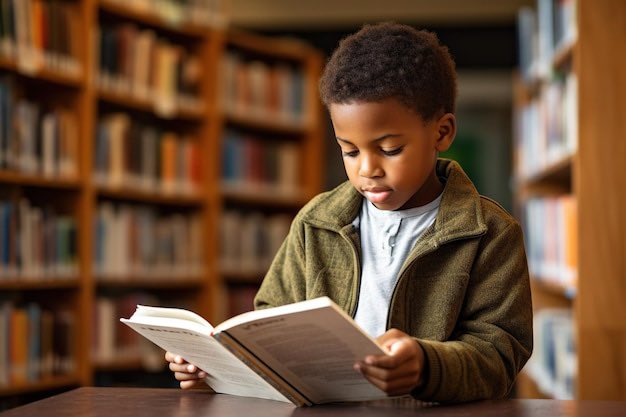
[385,233,484,330]
[340,225,362,318]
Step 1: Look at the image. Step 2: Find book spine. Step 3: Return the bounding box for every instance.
[213,331,311,407]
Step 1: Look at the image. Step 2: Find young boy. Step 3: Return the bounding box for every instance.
[166,22,532,403]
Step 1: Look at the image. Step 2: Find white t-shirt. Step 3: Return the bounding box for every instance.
[353,194,442,337]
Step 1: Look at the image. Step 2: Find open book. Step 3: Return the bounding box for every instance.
[120,297,389,406]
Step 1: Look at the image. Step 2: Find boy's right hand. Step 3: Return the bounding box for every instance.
[165,351,208,389]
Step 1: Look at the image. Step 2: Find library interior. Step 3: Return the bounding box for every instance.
[0,0,625,412]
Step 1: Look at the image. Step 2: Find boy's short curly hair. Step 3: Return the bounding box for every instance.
[319,22,457,121]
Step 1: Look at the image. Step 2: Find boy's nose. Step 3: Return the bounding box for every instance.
[358,156,383,178]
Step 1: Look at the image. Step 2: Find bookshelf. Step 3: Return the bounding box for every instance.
[513,0,626,401]
[0,0,324,408]
[210,29,324,320]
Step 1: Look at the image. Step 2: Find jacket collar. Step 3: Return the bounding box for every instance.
[301,159,487,244]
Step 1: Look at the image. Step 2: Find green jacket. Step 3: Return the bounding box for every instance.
[254,159,533,403]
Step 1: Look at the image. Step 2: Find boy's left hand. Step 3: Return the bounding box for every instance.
[354,328,425,396]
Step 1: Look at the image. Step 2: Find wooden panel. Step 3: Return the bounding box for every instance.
[576,0,626,401]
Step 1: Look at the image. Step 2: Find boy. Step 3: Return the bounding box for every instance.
[167,22,532,403]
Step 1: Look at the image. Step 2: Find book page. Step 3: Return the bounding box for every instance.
[120,317,290,403]
[217,297,389,404]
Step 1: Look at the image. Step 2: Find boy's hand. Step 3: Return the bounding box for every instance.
[165,351,208,389]
[354,328,425,396]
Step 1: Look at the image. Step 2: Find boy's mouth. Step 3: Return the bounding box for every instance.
[363,187,393,204]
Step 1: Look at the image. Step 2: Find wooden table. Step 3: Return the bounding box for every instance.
[1,387,625,417]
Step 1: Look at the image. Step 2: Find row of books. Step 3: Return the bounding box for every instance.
[515,72,577,179]
[522,195,577,289]
[94,113,202,194]
[0,302,75,386]
[102,0,228,29]
[221,52,306,125]
[220,210,290,276]
[0,0,80,76]
[221,129,300,197]
[0,198,77,279]
[526,308,576,399]
[92,294,164,370]
[97,24,204,118]
[93,202,204,280]
[518,0,577,82]
[0,78,78,177]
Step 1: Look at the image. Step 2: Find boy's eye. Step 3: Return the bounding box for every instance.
[342,150,359,157]
[382,147,403,156]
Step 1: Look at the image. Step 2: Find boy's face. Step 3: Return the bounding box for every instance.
[330,98,455,211]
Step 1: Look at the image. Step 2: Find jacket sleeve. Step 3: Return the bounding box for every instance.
[413,221,533,402]
[254,215,307,310]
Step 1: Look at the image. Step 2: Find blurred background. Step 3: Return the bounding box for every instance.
[1,0,624,411]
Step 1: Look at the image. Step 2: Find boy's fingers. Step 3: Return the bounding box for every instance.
[356,358,419,381]
[361,372,422,396]
[180,380,200,389]
[365,340,417,368]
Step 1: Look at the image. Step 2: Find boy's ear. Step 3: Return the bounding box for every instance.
[434,113,456,152]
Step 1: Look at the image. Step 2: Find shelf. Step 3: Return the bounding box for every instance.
[0,374,80,397]
[517,154,573,189]
[225,110,308,135]
[96,185,204,207]
[221,184,307,208]
[98,0,210,39]
[531,277,577,300]
[96,277,204,289]
[97,89,205,122]
[0,278,80,291]
[0,171,82,190]
[552,39,576,70]
[221,268,266,284]
[93,357,144,372]
[228,30,312,61]
[0,57,83,89]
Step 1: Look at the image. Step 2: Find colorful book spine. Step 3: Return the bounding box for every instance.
[220,210,290,275]
[93,202,204,280]
[0,302,76,387]
[514,71,577,179]
[0,198,77,279]
[221,52,307,125]
[94,113,202,194]
[97,24,204,117]
[0,0,80,75]
[221,129,300,197]
[0,76,78,176]
[522,195,577,290]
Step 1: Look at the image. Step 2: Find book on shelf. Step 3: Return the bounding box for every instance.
[0,198,77,279]
[221,52,306,125]
[121,296,389,406]
[0,301,75,387]
[220,210,290,275]
[96,23,204,117]
[522,195,577,289]
[526,308,576,399]
[93,113,202,194]
[0,0,81,75]
[514,71,577,179]
[0,76,78,177]
[93,202,204,280]
[520,0,577,81]
[221,129,300,198]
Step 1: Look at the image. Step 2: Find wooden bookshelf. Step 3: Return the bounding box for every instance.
[0,0,323,407]
[0,0,324,408]
[513,0,626,401]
